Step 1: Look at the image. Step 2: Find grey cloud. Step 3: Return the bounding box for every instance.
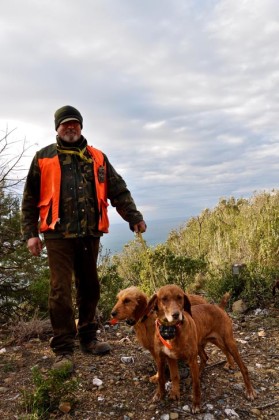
[1,0,279,223]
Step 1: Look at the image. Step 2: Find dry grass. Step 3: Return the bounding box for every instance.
[9,311,52,344]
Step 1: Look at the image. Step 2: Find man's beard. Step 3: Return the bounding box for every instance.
[61,131,80,142]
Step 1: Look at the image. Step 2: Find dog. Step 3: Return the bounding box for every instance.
[145,284,257,413]
[110,286,207,383]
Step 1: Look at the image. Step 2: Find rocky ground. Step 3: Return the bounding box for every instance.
[0,305,278,420]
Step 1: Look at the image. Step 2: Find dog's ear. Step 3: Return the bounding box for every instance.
[142,293,158,316]
[183,293,192,316]
[134,293,148,319]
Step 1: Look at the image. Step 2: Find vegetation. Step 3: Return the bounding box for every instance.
[98,192,279,317]
[21,365,79,419]
[1,127,278,325]
[0,129,49,322]
[0,184,49,321]
[1,184,279,322]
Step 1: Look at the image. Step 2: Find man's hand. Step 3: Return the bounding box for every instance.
[133,220,147,233]
[27,237,43,256]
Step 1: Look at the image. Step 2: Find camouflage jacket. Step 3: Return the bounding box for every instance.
[21,136,144,240]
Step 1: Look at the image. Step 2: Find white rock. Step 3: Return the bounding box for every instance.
[165,381,172,391]
[203,414,215,420]
[224,408,239,418]
[92,377,103,387]
[120,356,134,364]
[236,338,247,344]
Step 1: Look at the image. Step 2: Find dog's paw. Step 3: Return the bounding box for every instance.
[224,361,236,371]
[246,388,257,400]
[169,390,180,401]
[149,373,158,383]
[152,390,164,402]
[191,403,201,414]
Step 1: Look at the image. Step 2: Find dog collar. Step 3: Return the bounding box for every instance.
[126,319,136,326]
[155,318,184,350]
[156,319,173,349]
[126,313,148,326]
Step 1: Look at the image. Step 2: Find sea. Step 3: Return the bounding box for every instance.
[100,217,187,255]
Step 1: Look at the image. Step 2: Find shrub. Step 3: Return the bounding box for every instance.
[98,261,126,321]
[21,365,79,419]
[10,311,52,344]
[204,263,277,308]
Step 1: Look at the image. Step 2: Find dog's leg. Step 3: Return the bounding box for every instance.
[223,352,236,370]
[152,353,167,401]
[226,340,257,400]
[188,358,201,413]
[167,358,180,400]
[214,336,257,400]
[198,344,208,373]
[149,349,159,383]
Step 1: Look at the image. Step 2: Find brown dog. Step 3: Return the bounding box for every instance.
[146,284,257,413]
[111,286,207,382]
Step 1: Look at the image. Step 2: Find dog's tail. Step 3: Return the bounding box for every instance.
[218,292,231,310]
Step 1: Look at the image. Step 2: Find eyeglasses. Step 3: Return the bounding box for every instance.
[61,120,81,127]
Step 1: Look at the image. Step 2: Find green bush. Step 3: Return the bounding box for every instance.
[27,270,50,316]
[21,365,79,419]
[204,264,277,308]
[98,262,126,320]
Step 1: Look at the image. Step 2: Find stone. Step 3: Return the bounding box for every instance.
[58,401,71,413]
[232,300,247,314]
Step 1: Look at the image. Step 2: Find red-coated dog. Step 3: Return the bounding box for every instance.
[111,286,207,383]
[145,284,257,413]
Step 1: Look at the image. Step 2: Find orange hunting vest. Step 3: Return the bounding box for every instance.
[37,146,109,233]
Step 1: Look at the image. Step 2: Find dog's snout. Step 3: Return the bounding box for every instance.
[111,310,117,317]
[172,311,180,320]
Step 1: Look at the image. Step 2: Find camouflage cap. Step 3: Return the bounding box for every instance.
[54,105,83,130]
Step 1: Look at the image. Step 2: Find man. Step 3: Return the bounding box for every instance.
[21,105,147,372]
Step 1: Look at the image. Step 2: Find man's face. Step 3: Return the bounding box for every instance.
[57,120,81,143]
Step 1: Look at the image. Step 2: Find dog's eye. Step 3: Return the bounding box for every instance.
[177,295,182,301]
[162,296,168,302]
[123,298,130,304]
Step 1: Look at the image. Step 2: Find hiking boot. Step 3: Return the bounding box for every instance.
[52,354,74,372]
[80,339,110,355]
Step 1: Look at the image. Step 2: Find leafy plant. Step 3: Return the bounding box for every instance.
[98,259,126,320]
[0,184,49,322]
[21,365,79,419]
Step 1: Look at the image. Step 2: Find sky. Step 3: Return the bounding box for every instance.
[1,0,279,225]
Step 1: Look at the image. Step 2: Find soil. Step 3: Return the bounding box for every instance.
[0,305,278,420]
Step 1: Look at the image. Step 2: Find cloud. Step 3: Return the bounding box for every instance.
[1,0,279,224]
[143,121,166,130]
